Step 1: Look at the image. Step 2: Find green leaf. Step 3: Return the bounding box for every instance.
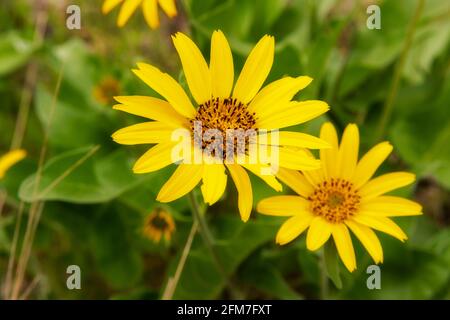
[90,207,143,289]
[390,74,450,189]
[240,255,303,299]
[0,31,36,76]
[340,243,449,299]
[19,146,151,203]
[34,83,112,150]
[324,240,343,289]
[171,215,280,299]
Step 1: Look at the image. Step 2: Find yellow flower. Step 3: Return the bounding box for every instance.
[0,149,27,180]
[257,122,423,272]
[143,207,175,243]
[93,76,121,105]
[112,31,329,222]
[102,0,177,29]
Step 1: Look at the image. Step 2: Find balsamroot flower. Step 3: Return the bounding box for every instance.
[102,0,177,29]
[93,76,121,105]
[257,122,422,272]
[143,207,175,243]
[112,31,330,222]
[0,150,26,180]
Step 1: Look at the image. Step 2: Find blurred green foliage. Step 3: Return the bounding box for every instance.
[0,0,449,299]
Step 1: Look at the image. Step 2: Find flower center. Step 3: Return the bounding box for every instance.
[190,97,257,158]
[308,178,360,223]
[149,214,169,231]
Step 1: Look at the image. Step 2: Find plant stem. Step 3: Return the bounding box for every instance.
[320,249,329,300]
[188,192,224,274]
[374,0,425,142]
[188,192,214,244]
[161,220,198,300]
[10,1,47,150]
[187,191,243,299]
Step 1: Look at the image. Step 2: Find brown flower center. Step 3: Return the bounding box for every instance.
[190,97,257,158]
[148,212,170,231]
[308,178,360,223]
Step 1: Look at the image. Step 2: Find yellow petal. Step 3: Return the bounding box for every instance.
[0,149,27,179]
[133,142,180,173]
[113,96,188,128]
[201,164,227,205]
[102,0,123,14]
[319,122,339,179]
[226,164,253,222]
[248,76,312,117]
[117,0,142,27]
[300,148,326,186]
[352,214,407,241]
[233,35,274,104]
[258,131,330,149]
[352,142,393,189]
[337,123,359,179]
[257,195,310,216]
[133,63,196,119]
[257,100,329,129]
[276,167,314,198]
[112,122,174,145]
[302,169,325,188]
[172,32,212,105]
[359,172,416,200]
[345,220,383,264]
[157,164,203,202]
[210,30,234,98]
[276,214,313,245]
[278,147,321,171]
[306,217,332,251]
[360,196,422,217]
[332,224,356,272]
[142,0,159,29]
[158,0,177,17]
[242,163,282,192]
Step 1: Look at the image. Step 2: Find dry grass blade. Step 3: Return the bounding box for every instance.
[161,221,198,300]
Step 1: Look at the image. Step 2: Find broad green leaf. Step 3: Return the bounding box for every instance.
[171,215,280,299]
[0,31,36,76]
[90,207,143,289]
[324,240,343,289]
[390,75,450,189]
[19,146,153,203]
[240,254,303,299]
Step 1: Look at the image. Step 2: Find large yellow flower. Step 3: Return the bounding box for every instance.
[0,150,26,180]
[257,122,422,272]
[112,31,330,222]
[102,0,177,29]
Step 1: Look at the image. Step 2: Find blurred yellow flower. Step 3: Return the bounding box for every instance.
[0,149,26,180]
[112,31,329,222]
[93,76,121,105]
[143,207,175,243]
[257,122,423,272]
[102,0,177,29]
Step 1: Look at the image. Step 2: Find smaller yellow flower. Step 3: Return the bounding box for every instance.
[93,76,121,105]
[143,207,176,243]
[102,0,177,29]
[0,149,27,180]
[257,122,423,272]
